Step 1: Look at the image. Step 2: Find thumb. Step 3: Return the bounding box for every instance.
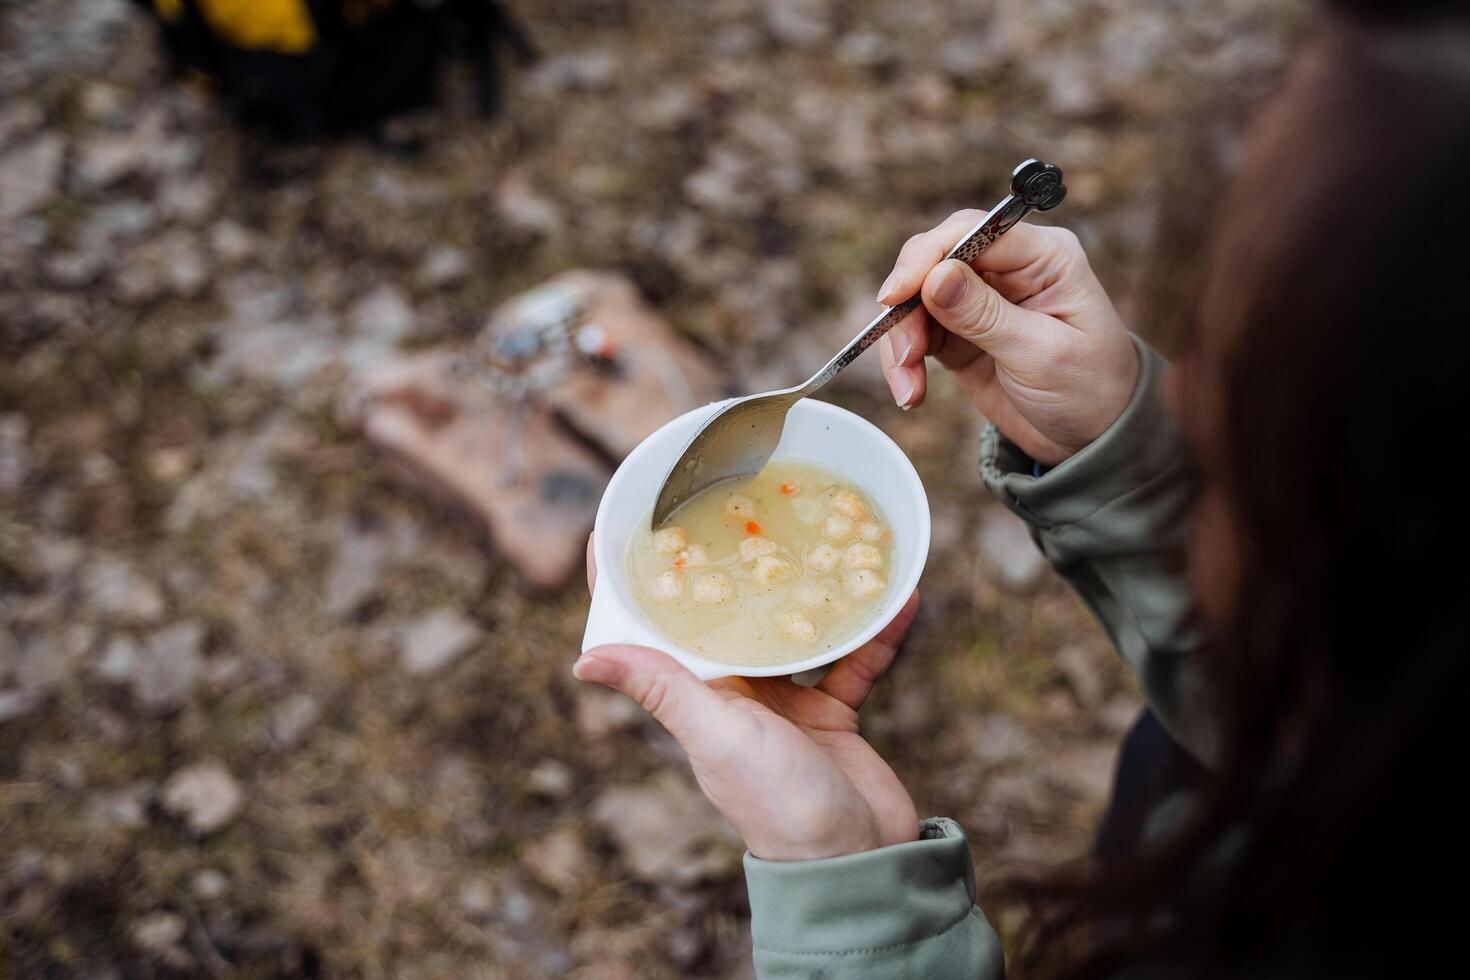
[921,259,1058,364]
[574,644,751,755]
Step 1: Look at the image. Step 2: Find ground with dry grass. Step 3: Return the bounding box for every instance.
[2,1,1302,976]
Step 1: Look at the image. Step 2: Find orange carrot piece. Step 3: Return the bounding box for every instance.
[745,520,762,535]
[780,481,799,496]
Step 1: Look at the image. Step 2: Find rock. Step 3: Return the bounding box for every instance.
[350,285,414,344]
[93,634,138,683]
[87,783,151,832]
[191,868,228,900]
[207,316,335,390]
[80,200,157,250]
[399,607,479,675]
[1099,694,1144,734]
[835,30,890,69]
[75,107,199,189]
[322,524,387,618]
[164,422,290,532]
[44,249,107,288]
[132,621,205,712]
[0,98,45,146]
[15,624,94,694]
[529,49,619,93]
[764,0,831,47]
[976,510,1047,592]
[980,770,1053,824]
[130,911,187,955]
[76,131,148,188]
[35,536,84,580]
[825,102,878,179]
[526,759,575,800]
[591,772,736,885]
[575,688,642,742]
[115,230,209,302]
[145,446,194,483]
[0,689,39,724]
[158,175,215,224]
[80,81,126,123]
[499,879,535,926]
[416,245,469,289]
[683,148,761,217]
[522,826,591,893]
[162,762,243,835]
[667,925,708,970]
[0,413,31,491]
[266,693,320,748]
[458,878,496,919]
[0,133,64,219]
[494,271,721,457]
[208,218,256,264]
[1055,646,1107,707]
[83,554,166,622]
[494,169,562,234]
[1044,54,1104,118]
[419,536,488,593]
[906,72,954,117]
[635,84,703,132]
[939,36,992,83]
[968,713,1034,765]
[203,654,249,693]
[1049,740,1119,801]
[0,629,14,685]
[346,351,608,589]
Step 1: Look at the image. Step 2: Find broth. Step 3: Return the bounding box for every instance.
[628,459,893,666]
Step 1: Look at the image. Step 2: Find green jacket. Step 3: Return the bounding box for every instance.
[744,338,1204,978]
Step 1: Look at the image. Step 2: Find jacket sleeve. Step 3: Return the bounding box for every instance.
[981,334,1211,759]
[741,337,1204,980]
[745,818,1005,979]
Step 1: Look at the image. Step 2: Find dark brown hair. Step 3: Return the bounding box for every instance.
[1017,11,1470,978]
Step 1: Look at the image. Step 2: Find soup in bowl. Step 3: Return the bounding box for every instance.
[584,399,930,680]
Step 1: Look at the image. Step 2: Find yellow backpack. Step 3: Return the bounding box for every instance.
[136,0,535,133]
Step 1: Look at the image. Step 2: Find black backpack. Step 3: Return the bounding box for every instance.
[133,0,536,135]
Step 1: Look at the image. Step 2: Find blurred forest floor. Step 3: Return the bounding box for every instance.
[2,1,1303,977]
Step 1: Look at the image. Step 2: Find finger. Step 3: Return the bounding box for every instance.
[877,209,984,305]
[815,590,921,711]
[878,214,1072,306]
[887,303,930,369]
[585,533,597,595]
[880,332,926,410]
[888,282,989,374]
[574,644,754,757]
[921,259,1062,365]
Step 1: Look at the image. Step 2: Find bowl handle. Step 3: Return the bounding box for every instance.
[581,585,736,682]
[581,582,649,655]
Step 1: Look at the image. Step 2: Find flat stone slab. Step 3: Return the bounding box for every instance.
[347,351,608,589]
[348,271,721,588]
[489,270,722,458]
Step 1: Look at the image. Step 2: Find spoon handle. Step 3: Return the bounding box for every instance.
[798,159,1066,398]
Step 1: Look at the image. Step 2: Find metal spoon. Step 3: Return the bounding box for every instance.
[651,159,1067,528]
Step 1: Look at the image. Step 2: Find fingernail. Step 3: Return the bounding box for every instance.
[573,655,624,687]
[894,373,915,409]
[930,262,967,310]
[876,273,898,304]
[897,339,914,365]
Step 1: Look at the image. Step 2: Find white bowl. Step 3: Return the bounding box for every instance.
[582,398,931,680]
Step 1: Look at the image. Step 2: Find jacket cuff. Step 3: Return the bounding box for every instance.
[981,334,1185,530]
[744,817,979,957]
